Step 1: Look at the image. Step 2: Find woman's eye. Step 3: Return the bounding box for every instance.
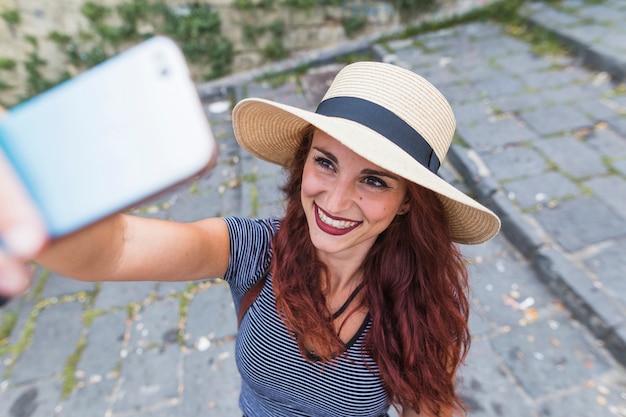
[314,156,334,171]
[363,176,389,188]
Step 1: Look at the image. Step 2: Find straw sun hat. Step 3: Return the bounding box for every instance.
[232,61,500,244]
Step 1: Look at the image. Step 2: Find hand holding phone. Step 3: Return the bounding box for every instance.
[0,36,217,237]
[0,37,218,302]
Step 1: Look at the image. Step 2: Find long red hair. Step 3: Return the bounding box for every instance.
[272,128,470,414]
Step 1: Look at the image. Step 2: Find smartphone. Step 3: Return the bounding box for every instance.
[0,36,217,238]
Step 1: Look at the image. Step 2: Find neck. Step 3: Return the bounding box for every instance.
[317,251,364,295]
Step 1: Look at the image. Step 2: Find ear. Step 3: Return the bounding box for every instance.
[397,199,410,216]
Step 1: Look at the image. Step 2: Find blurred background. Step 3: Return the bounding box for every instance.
[1,1,626,416]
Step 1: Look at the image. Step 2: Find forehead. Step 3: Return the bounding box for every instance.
[311,129,387,170]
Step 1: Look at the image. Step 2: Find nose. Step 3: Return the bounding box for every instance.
[324,176,355,214]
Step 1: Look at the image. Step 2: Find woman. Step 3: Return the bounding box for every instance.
[0,62,500,416]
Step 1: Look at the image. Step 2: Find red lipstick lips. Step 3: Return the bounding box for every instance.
[314,204,362,236]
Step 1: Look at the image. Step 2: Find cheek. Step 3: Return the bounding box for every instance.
[376,206,396,221]
[300,166,313,198]
[368,201,402,224]
[301,165,323,198]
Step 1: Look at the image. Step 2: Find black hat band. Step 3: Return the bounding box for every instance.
[315,96,440,173]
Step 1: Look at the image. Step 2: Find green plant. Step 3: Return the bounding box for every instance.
[46,4,115,72]
[116,0,155,39]
[236,0,275,10]
[342,15,367,38]
[387,0,437,17]
[204,37,234,80]
[283,0,316,8]
[1,9,21,25]
[161,5,233,79]
[383,0,541,47]
[267,20,285,38]
[49,1,140,71]
[0,79,12,93]
[263,40,289,61]
[0,311,17,348]
[81,2,112,24]
[265,20,288,61]
[336,50,376,65]
[24,35,54,97]
[48,31,72,46]
[0,57,16,71]
[242,23,265,45]
[80,1,140,51]
[0,57,17,96]
[61,333,87,398]
[47,2,233,84]
[235,0,256,9]
[259,0,276,9]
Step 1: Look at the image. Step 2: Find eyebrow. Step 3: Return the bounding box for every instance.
[312,146,400,180]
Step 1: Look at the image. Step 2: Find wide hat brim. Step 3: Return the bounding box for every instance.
[232,97,500,245]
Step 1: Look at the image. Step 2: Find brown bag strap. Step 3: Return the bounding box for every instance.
[237,269,269,328]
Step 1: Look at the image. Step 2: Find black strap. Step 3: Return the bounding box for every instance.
[237,269,269,328]
[237,273,364,327]
[332,282,364,319]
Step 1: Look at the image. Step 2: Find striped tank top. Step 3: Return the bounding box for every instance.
[223,217,390,417]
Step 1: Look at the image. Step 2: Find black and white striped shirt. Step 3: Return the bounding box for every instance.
[223,217,390,417]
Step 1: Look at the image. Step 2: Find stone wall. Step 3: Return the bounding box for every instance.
[0,0,493,105]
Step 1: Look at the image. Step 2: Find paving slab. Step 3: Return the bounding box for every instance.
[10,301,84,384]
[533,135,609,179]
[585,176,626,220]
[185,281,237,346]
[503,171,580,209]
[481,146,549,181]
[94,281,158,311]
[182,342,240,416]
[57,379,118,417]
[456,338,533,417]
[521,104,593,136]
[533,196,626,252]
[76,310,126,380]
[584,237,626,312]
[113,345,181,414]
[129,298,180,352]
[489,315,611,399]
[456,117,539,153]
[0,379,63,417]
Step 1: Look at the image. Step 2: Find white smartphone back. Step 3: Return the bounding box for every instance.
[0,36,217,237]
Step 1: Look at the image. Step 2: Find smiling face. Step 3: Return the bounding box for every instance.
[301,129,410,261]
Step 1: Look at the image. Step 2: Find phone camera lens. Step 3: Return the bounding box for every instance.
[160,67,170,77]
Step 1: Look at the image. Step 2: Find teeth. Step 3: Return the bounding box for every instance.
[317,207,358,229]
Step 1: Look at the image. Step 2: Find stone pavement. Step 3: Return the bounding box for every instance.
[2,1,626,416]
[523,0,626,82]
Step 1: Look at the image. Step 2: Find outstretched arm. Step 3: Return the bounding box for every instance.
[35,214,231,283]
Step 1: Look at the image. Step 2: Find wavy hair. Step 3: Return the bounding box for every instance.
[272,128,470,415]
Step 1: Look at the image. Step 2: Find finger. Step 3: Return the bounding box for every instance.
[0,145,47,259]
[0,109,47,299]
[0,251,33,298]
